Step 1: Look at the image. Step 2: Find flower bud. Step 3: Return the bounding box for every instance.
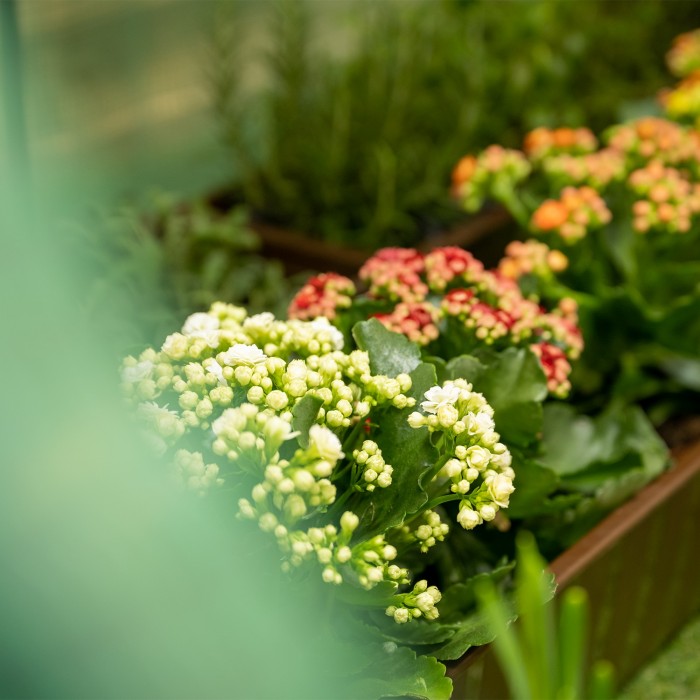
[340,511,359,533]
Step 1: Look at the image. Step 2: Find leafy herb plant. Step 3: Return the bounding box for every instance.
[210,0,697,249]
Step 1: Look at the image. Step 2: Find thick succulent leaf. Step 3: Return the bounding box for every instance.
[655,296,700,357]
[540,403,669,491]
[349,645,452,700]
[355,362,439,539]
[353,318,422,377]
[291,394,324,448]
[334,580,398,608]
[438,563,515,620]
[366,617,457,647]
[429,611,502,661]
[505,457,564,519]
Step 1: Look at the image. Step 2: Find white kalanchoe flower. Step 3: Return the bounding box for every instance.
[243,312,275,332]
[203,357,227,387]
[121,360,154,384]
[421,384,461,414]
[221,343,268,367]
[457,505,482,530]
[308,424,345,462]
[182,312,222,348]
[182,312,220,335]
[467,411,495,436]
[309,317,345,351]
[487,473,515,507]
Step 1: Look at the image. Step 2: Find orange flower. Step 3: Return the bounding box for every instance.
[451,156,477,187]
[552,128,577,149]
[532,200,569,230]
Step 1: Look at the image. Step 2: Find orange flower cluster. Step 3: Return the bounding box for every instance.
[288,272,356,320]
[667,29,700,78]
[498,240,569,280]
[628,161,700,234]
[605,117,700,168]
[541,148,626,189]
[523,127,597,160]
[531,186,612,243]
[451,146,531,211]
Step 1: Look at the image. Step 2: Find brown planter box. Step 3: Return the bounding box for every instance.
[448,438,700,699]
[250,207,512,277]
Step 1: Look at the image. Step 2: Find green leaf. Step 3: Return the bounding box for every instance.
[445,354,485,385]
[660,355,700,391]
[334,580,398,608]
[428,565,516,661]
[291,394,324,448]
[438,563,515,620]
[506,458,562,519]
[349,645,452,700]
[355,363,439,539]
[366,617,457,647]
[656,296,700,356]
[540,403,668,490]
[353,318,422,377]
[429,611,502,661]
[539,404,599,477]
[449,348,548,448]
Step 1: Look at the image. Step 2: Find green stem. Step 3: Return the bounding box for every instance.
[424,493,463,511]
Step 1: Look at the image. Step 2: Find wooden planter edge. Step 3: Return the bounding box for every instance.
[447,438,700,698]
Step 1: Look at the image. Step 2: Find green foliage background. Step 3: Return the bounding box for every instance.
[213,0,699,248]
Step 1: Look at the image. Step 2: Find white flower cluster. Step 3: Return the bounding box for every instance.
[122,305,416,442]
[121,304,517,626]
[353,440,393,491]
[121,304,424,601]
[408,379,515,530]
[386,579,443,624]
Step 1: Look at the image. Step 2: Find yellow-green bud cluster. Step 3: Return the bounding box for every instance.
[174,449,223,494]
[353,440,393,491]
[409,510,450,553]
[407,379,515,530]
[385,579,442,624]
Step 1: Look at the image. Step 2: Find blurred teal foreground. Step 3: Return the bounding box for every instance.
[0,3,349,697]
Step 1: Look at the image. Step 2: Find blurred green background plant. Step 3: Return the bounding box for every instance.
[212,0,698,249]
[77,196,299,354]
[477,533,615,700]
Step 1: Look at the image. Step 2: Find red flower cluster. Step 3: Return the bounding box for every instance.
[288,272,356,320]
[374,302,440,345]
[291,247,583,397]
[359,247,428,303]
[423,246,485,291]
[530,342,573,398]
